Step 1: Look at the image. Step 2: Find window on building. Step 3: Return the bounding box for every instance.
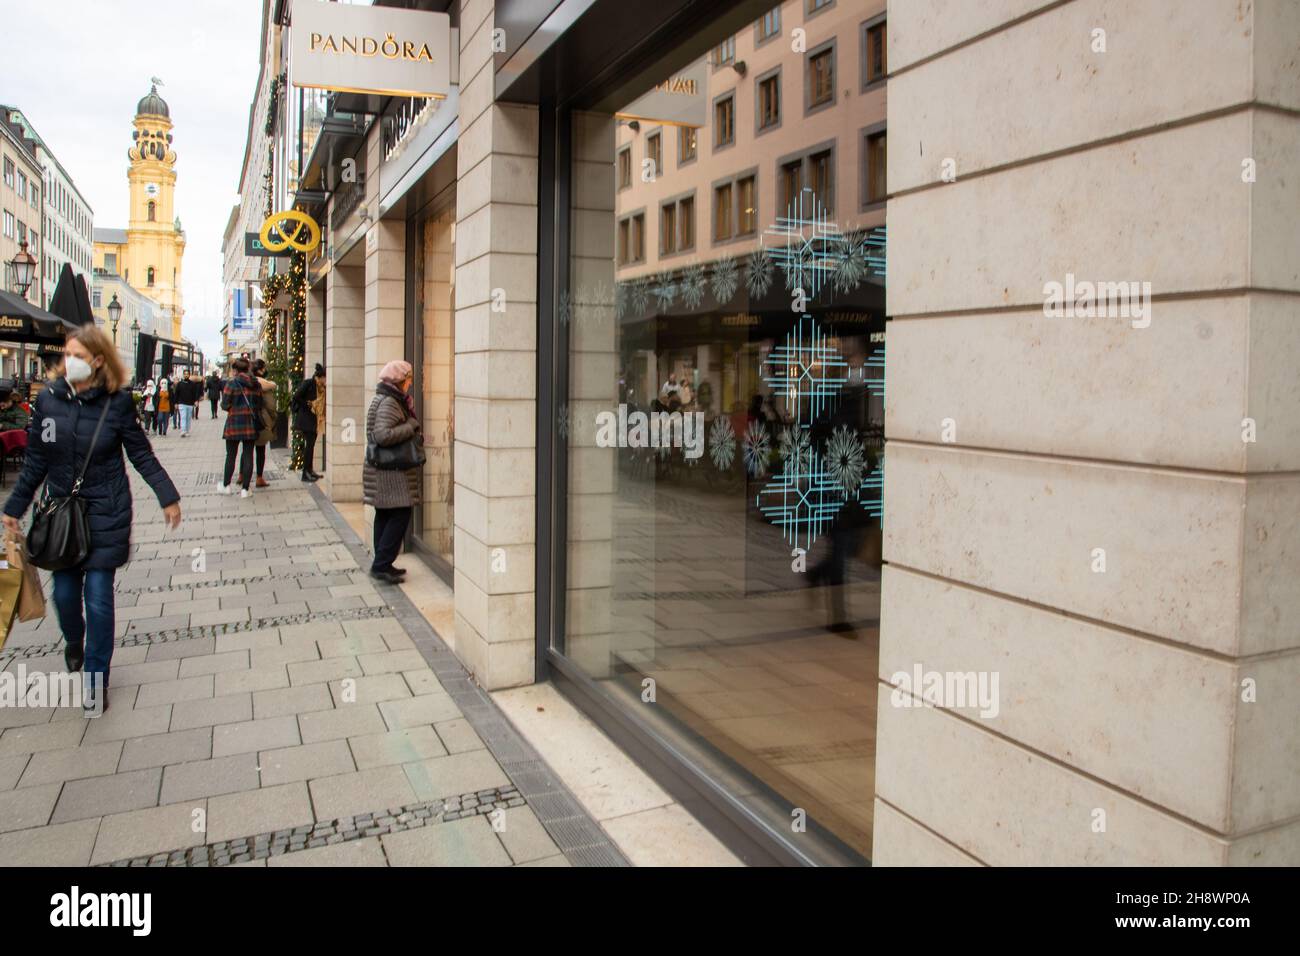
[714,183,733,241]
[660,201,678,255]
[679,195,694,249]
[758,6,781,42]
[2,210,13,238]
[618,218,630,264]
[779,160,803,215]
[810,149,833,214]
[759,74,780,129]
[807,0,834,13]
[647,132,662,178]
[147,200,156,221]
[737,175,756,235]
[713,36,735,67]
[147,266,155,286]
[809,47,834,108]
[92,288,101,308]
[678,127,697,165]
[2,158,13,189]
[17,221,26,245]
[865,19,887,85]
[17,171,26,197]
[631,213,644,262]
[618,148,631,190]
[865,129,887,204]
[715,95,735,148]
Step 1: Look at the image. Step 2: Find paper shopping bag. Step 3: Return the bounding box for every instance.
[13,533,46,624]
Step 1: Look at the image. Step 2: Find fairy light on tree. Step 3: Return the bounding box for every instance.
[261,249,307,469]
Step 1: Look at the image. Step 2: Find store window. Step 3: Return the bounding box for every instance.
[558,16,887,862]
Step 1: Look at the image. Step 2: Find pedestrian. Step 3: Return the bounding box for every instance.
[220,357,261,498]
[291,363,325,482]
[155,377,171,435]
[2,325,181,714]
[362,360,421,583]
[252,359,277,488]
[173,370,199,437]
[0,388,30,431]
[142,378,157,432]
[206,371,222,419]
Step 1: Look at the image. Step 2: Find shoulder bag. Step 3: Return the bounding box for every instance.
[365,396,426,471]
[27,399,112,571]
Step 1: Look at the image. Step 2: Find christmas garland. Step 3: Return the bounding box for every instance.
[261,251,307,468]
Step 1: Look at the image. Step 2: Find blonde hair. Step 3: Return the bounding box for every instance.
[65,325,128,393]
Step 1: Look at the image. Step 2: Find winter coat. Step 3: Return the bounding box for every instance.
[291,378,322,434]
[221,373,262,441]
[142,383,157,411]
[3,379,179,570]
[362,384,421,510]
[255,377,277,446]
[0,403,30,432]
[173,378,200,406]
[206,376,223,401]
[156,386,171,413]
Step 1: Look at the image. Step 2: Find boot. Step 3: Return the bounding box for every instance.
[64,642,84,672]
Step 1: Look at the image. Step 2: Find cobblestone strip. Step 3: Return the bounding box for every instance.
[302,473,630,868]
[0,606,396,663]
[101,786,526,867]
[116,567,352,595]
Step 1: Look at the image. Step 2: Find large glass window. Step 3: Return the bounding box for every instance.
[557,12,887,862]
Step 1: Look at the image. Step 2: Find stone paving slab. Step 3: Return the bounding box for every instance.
[0,425,624,867]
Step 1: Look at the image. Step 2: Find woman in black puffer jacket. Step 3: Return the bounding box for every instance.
[2,326,181,715]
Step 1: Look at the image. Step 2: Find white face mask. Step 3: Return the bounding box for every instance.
[65,355,94,384]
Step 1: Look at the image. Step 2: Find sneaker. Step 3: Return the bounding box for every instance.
[217,483,231,495]
[82,684,108,717]
[240,488,252,499]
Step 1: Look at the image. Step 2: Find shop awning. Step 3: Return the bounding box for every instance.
[0,289,81,343]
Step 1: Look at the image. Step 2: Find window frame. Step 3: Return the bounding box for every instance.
[659,189,697,260]
[617,146,632,191]
[805,37,838,117]
[711,166,760,247]
[806,0,836,18]
[860,13,888,92]
[860,122,887,211]
[754,65,782,137]
[677,126,698,167]
[754,6,782,49]
[645,128,663,180]
[776,139,837,219]
[617,208,647,265]
[713,90,737,152]
[711,35,736,71]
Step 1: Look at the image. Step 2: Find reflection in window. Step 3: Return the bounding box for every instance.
[738,176,756,235]
[714,183,733,241]
[810,149,833,215]
[678,127,697,165]
[780,160,802,216]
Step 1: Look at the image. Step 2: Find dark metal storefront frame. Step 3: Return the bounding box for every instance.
[513,0,865,866]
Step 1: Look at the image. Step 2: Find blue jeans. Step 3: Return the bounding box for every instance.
[52,567,116,690]
[179,403,192,434]
[156,410,169,434]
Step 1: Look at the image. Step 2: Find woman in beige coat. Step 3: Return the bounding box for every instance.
[252,359,278,488]
[362,360,422,583]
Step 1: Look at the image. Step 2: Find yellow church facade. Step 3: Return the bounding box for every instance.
[93,84,185,341]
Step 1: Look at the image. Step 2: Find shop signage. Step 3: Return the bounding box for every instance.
[291,0,452,99]
[245,232,290,258]
[259,210,321,254]
[615,59,707,128]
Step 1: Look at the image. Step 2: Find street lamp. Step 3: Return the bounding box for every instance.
[7,240,37,299]
[131,318,140,385]
[108,294,123,343]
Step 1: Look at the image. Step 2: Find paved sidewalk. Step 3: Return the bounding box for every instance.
[0,408,621,867]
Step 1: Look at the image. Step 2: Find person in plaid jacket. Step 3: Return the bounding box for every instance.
[219,357,262,497]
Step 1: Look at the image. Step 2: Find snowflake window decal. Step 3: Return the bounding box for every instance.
[764,187,841,299]
[742,420,771,478]
[709,417,736,470]
[760,316,851,428]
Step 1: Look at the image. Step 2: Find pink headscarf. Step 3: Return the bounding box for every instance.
[379,360,412,386]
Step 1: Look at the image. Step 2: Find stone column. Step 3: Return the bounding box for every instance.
[873,0,1300,865]
[363,216,407,546]
[323,261,365,503]
[452,0,539,689]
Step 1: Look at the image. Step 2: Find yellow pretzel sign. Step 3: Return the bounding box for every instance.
[260,209,321,254]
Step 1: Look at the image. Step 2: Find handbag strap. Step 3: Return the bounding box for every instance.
[70,399,112,497]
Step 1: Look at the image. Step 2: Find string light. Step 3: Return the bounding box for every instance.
[261,249,307,469]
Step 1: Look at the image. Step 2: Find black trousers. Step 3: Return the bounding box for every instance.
[255,443,267,477]
[209,397,219,418]
[302,431,318,474]
[372,507,412,572]
[223,439,255,490]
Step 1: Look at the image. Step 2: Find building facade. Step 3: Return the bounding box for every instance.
[244,0,1299,867]
[1,115,44,307]
[89,271,160,375]
[1,106,94,312]
[93,85,187,343]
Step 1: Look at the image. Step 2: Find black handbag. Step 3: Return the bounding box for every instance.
[365,396,426,471]
[27,400,112,571]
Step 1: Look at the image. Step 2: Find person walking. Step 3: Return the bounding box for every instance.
[252,359,277,488]
[362,361,421,584]
[142,379,157,433]
[220,358,261,498]
[206,371,222,419]
[173,370,199,438]
[2,326,181,714]
[291,364,325,482]
[155,378,172,436]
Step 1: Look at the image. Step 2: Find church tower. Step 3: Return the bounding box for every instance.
[123,83,185,341]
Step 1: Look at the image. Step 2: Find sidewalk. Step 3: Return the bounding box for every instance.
[0,408,622,867]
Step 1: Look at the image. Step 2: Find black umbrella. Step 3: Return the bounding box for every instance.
[49,263,95,327]
[0,288,78,343]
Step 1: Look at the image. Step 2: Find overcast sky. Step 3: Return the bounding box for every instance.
[2,0,264,361]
